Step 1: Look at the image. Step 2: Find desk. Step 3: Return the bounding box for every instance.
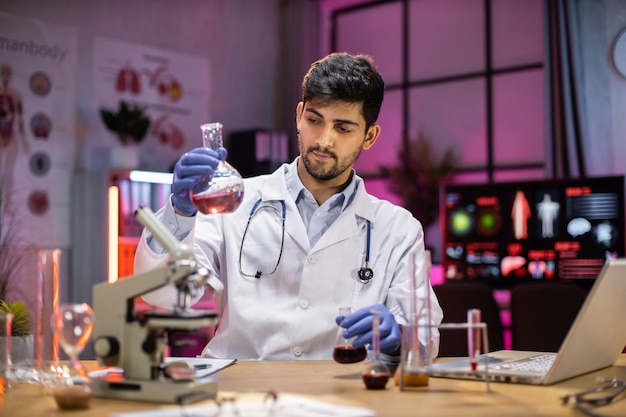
[3,355,626,417]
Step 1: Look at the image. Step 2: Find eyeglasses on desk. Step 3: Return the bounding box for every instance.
[561,377,625,416]
[180,391,278,417]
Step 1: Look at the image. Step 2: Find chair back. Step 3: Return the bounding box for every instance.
[510,281,586,352]
[433,281,504,356]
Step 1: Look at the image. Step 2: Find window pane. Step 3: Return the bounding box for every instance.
[493,69,546,165]
[409,0,485,79]
[494,168,547,182]
[451,171,490,184]
[335,2,403,84]
[408,78,487,168]
[492,0,545,68]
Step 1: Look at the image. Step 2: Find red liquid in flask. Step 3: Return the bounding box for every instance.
[333,346,368,364]
[191,189,244,214]
[362,371,390,390]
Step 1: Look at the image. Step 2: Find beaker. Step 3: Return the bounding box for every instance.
[190,122,244,214]
[397,323,430,387]
[396,249,432,388]
[333,306,367,364]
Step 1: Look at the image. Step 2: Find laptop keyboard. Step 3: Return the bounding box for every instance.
[490,354,556,374]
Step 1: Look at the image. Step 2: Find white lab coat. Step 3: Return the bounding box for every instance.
[134,162,442,360]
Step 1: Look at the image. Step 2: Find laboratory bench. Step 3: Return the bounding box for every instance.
[3,355,626,417]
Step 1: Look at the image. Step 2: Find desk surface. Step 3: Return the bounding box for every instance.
[3,355,626,417]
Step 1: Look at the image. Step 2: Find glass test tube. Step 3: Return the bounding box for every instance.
[467,308,481,371]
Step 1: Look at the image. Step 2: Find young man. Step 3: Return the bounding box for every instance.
[134,52,442,361]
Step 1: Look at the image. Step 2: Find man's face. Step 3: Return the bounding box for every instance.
[296,98,378,185]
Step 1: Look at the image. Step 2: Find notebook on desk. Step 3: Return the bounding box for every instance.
[430,258,626,385]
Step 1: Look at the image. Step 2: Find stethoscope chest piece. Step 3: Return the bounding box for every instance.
[358,267,374,284]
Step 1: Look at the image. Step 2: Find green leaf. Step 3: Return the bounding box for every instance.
[99,100,151,146]
[0,300,32,337]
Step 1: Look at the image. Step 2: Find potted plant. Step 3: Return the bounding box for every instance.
[99,100,151,168]
[0,300,33,363]
[99,100,151,146]
[381,134,457,258]
[0,180,34,363]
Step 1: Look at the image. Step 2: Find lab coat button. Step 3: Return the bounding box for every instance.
[299,299,309,309]
[307,256,316,263]
[293,346,303,356]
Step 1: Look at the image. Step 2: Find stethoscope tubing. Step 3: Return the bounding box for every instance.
[241,197,373,283]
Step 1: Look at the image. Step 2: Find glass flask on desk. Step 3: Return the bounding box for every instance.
[333,306,367,364]
[190,122,244,214]
[50,304,94,410]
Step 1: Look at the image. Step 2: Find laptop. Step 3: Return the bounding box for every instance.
[430,258,626,385]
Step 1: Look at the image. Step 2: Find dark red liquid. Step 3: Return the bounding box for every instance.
[362,371,390,390]
[333,346,367,364]
[191,190,244,214]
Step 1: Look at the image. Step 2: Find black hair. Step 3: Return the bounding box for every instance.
[301,52,385,131]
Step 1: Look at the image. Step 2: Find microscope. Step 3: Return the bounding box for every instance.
[91,206,224,404]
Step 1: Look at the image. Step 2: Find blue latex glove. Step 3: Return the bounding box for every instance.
[336,304,402,355]
[171,147,227,215]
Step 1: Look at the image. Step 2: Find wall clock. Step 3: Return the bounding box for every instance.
[613,28,626,78]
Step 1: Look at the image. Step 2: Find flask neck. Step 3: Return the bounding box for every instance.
[201,122,223,151]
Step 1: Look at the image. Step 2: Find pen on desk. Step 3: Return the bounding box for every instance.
[194,364,212,370]
[467,309,481,372]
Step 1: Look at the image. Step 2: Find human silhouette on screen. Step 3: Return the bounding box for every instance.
[537,194,559,238]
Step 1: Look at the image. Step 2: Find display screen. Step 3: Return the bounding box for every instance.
[442,176,625,287]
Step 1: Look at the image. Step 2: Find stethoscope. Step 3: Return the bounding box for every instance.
[238,198,374,283]
[357,220,374,283]
[238,198,286,279]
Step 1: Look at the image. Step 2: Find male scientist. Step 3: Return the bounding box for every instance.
[134,52,443,362]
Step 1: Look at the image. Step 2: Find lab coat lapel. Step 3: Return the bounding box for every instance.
[312,181,374,252]
[260,166,310,252]
[312,212,360,252]
[283,200,311,252]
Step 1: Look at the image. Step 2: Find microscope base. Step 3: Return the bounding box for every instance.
[92,376,218,404]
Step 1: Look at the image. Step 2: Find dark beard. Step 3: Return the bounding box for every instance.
[301,145,361,181]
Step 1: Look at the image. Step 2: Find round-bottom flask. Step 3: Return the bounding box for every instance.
[190,122,244,214]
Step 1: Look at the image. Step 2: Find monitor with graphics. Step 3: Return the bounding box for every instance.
[442,176,625,287]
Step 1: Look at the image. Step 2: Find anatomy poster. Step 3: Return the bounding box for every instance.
[92,37,210,170]
[0,12,77,247]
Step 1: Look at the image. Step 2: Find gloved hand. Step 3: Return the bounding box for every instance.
[172,147,227,215]
[336,304,402,355]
